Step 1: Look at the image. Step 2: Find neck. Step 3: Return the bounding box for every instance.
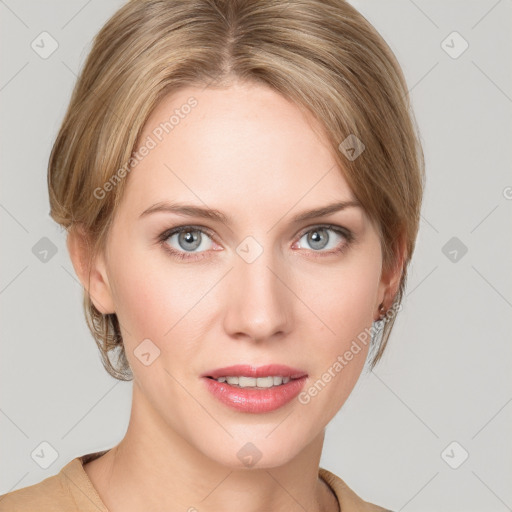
[84,381,339,512]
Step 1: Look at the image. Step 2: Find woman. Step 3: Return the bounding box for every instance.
[0,0,424,510]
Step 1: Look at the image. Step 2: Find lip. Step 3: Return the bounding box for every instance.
[202,375,308,413]
[201,364,308,379]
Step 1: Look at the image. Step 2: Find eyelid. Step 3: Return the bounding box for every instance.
[160,223,351,242]
[159,224,218,243]
[158,223,354,260]
[296,223,352,241]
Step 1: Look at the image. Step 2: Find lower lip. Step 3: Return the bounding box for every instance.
[202,376,308,413]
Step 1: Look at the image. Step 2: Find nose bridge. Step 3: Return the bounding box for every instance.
[223,235,291,340]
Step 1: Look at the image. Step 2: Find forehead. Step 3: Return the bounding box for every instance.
[119,82,359,223]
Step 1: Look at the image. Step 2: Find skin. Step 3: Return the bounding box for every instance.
[68,80,402,512]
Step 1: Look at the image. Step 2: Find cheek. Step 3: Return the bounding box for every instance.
[297,247,381,403]
[294,255,381,422]
[108,250,214,354]
[303,251,381,341]
[106,250,176,341]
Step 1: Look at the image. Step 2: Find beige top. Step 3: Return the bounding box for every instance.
[0,450,393,511]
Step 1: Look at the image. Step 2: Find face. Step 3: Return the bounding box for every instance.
[83,81,391,469]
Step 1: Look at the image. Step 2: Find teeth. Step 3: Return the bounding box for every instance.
[214,376,291,388]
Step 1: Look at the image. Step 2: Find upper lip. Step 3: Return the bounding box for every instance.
[202,364,308,380]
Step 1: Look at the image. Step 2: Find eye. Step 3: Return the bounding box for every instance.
[294,225,353,256]
[159,226,217,260]
[158,223,354,262]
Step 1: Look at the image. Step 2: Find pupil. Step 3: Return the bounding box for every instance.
[308,228,328,249]
[179,230,201,250]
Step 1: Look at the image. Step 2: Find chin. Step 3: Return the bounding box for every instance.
[199,433,307,471]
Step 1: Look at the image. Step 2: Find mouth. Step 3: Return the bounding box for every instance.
[201,364,308,390]
[201,365,309,413]
[205,375,301,388]
[202,364,308,379]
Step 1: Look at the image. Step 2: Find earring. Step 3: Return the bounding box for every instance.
[377,302,385,322]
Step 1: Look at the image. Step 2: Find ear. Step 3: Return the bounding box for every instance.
[374,231,407,321]
[66,225,116,314]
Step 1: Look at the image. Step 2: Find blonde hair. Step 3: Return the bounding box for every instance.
[48,0,425,380]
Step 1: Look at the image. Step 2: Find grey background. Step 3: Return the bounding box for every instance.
[1,1,511,510]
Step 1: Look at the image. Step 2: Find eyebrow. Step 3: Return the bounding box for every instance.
[139,199,362,225]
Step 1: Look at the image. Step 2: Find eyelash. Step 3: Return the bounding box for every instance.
[157,224,355,262]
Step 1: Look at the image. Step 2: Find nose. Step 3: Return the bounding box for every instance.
[222,243,292,343]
